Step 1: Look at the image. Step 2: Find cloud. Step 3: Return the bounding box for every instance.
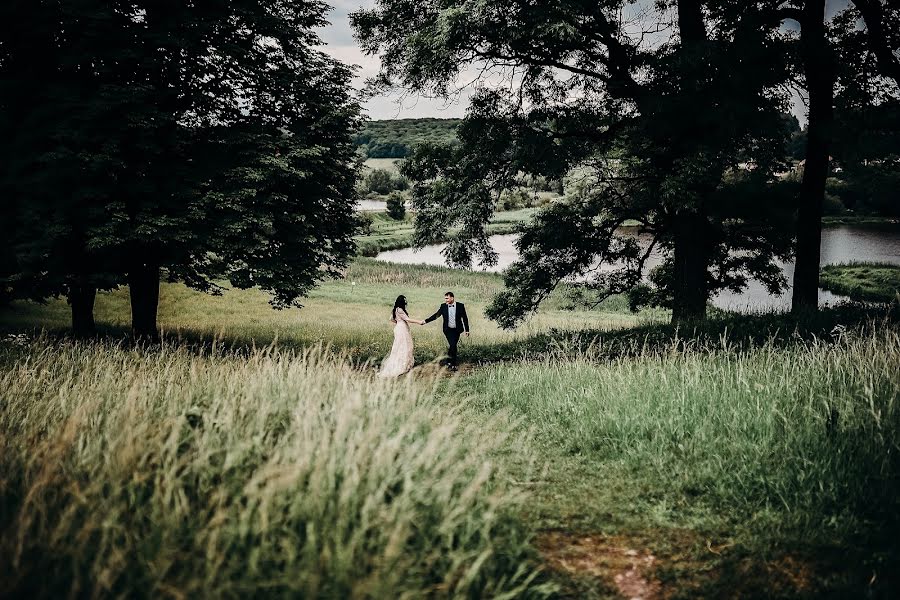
[363,91,470,120]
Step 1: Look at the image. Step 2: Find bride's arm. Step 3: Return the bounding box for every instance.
[397,310,424,325]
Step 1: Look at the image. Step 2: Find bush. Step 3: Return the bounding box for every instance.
[386,191,406,220]
[363,169,410,196]
[356,211,374,234]
[392,173,410,191]
[499,189,532,211]
[363,168,395,195]
[823,191,846,215]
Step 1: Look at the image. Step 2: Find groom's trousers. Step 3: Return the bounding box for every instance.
[443,328,461,367]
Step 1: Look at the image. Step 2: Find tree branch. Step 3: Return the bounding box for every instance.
[852,0,900,84]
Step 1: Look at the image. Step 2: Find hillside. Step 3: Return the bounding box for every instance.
[355,118,460,158]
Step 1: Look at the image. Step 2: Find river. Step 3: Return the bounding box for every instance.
[375,225,900,311]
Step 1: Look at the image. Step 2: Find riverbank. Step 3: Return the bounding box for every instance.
[820,262,900,303]
[822,215,900,228]
[365,217,900,312]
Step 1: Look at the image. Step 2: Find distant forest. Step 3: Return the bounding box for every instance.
[356,116,808,160]
[355,118,460,158]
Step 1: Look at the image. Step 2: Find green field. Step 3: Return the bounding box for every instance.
[357,209,537,256]
[0,257,646,365]
[363,157,402,173]
[2,252,899,597]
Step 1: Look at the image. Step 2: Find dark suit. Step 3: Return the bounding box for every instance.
[424,302,469,367]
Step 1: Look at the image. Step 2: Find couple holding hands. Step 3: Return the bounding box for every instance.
[377,291,470,378]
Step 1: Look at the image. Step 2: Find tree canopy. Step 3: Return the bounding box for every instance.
[355,118,460,158]
[1,0,361,336]
[354,0,799,325]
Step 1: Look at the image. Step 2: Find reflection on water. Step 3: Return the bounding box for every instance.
[375,226,900,312]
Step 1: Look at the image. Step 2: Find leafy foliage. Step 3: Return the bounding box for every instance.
[356,0,799,326]
[0,0,361,331]
[355,118,460,157]
[362,167,408,195]
[386,191,407,220]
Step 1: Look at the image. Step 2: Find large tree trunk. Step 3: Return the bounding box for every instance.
[670,0,711,324]
[672,208,709,322]
[68,282,96,337]
[128,259,160,340]
[792,0,834,314]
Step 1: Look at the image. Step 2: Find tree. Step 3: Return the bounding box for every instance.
[0,0,127,335]
[364,168,397,195]
[1,1,361,338]
[386,192,407,220]
[354,0,796,325]
[767,0,900,313]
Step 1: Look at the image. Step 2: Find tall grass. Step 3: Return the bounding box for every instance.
[0,338,548,598]
[461,326,900,543]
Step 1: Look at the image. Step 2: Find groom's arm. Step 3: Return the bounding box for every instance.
[460,304,470,332]
[424,306,442,324]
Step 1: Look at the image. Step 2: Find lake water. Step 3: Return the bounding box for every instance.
[375,226,900,312]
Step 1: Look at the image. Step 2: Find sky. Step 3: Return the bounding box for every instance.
[318,0,851,122]
[317,0,471,119]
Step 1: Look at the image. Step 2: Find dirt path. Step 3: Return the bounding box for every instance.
[538,531,664,600]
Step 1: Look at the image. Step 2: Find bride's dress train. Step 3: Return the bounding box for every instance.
[377,308,415,378]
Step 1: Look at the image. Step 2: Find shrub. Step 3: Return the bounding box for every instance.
[363,168,395,195]
[356,211,374,234]
[386,191,406,220]
[499,188,532,211]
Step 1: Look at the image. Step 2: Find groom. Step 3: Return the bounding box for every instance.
[423,291,470,370]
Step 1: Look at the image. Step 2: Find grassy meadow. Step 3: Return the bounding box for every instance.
[2,237,900,597]
[0,258,647,367]
[356,209,538,256]
[0,340,548,598]
[820,262,900,303]
[460,326,900,597]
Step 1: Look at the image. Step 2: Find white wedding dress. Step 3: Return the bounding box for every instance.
[377,308,415,378]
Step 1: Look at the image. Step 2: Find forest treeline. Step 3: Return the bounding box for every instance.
[355,118,460,158]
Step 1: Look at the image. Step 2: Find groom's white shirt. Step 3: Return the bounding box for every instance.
[447,303,457,328]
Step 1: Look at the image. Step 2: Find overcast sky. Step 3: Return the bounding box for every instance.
[316,0,471,119]
[319,0,851,122]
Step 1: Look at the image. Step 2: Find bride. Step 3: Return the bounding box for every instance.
[377,295,425,378]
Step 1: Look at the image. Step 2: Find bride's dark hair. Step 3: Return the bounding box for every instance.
[392,295,408,322]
